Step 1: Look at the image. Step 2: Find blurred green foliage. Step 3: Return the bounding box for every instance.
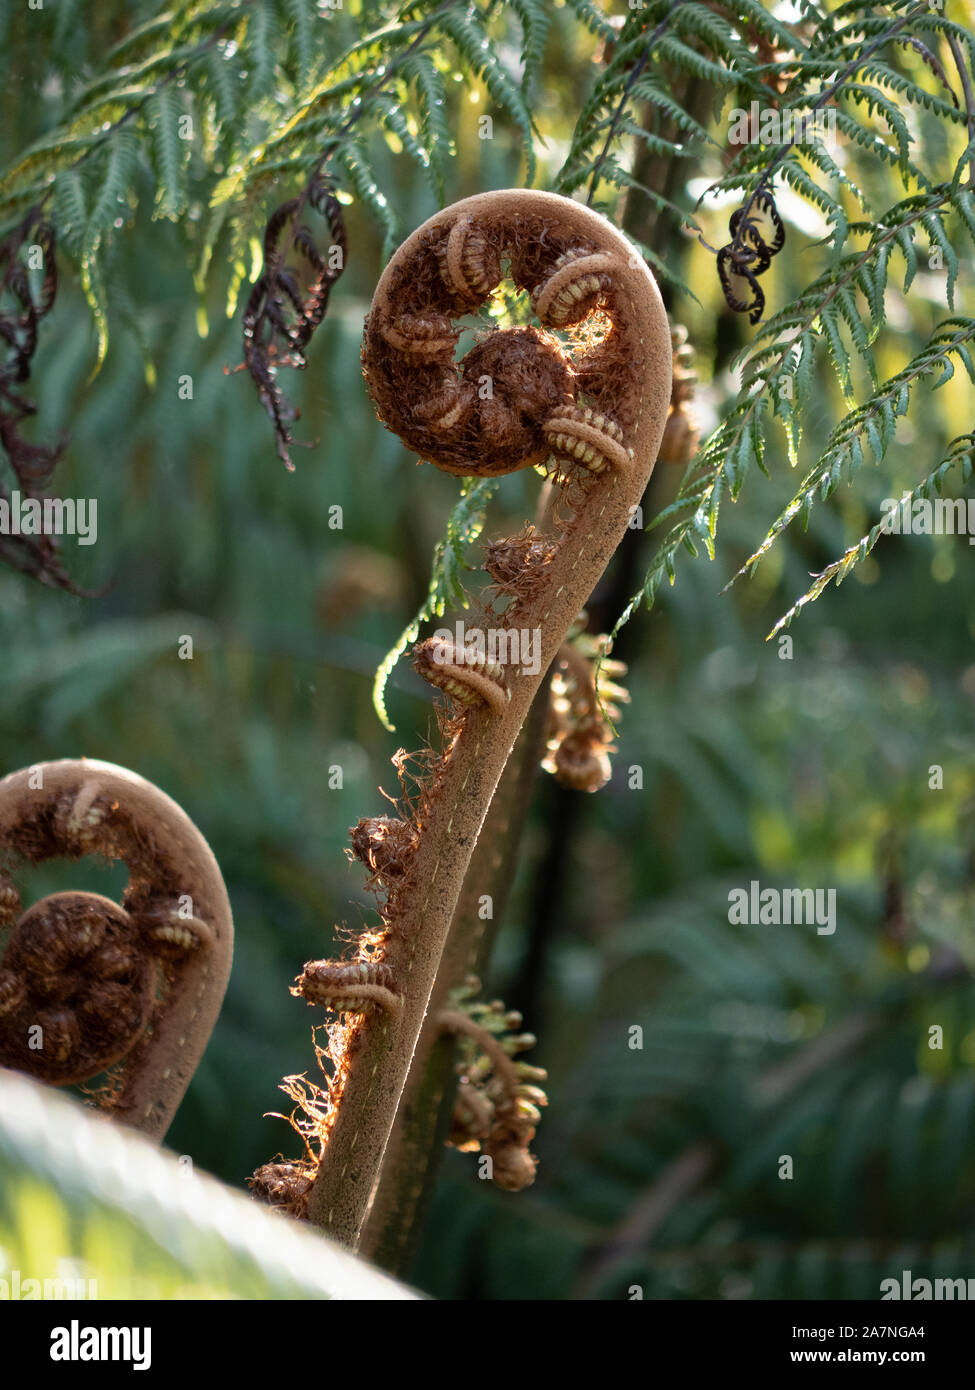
[0,0,973,1300]
[0,1070,416,1298]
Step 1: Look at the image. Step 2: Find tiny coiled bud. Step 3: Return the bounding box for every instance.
[8,895,112,980]
[413,374,476,434]
[553,729,613,793]
[34,1006,81,1064]
[54,781,113,851]
[87,939,141,982]
[380,312,457,364]
[0,872,20,928]
[250,1161,315,1216]
[349,816,418,882]
[438,217,502,308]
[412,637,511,714]
[80,981,152,1052]
[543,405,633,477]
[484,1139,537,1192]
[294,960,402,1015]
[139,903,215,958]
[484,528,557,599]
[531,249,613,327]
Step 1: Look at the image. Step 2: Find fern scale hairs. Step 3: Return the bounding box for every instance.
[281,190,671,1248]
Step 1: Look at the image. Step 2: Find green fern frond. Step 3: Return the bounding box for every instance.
[208,4,462,211]
[655,35,739,89]
[206,37,245,131]
[598,162,701,234]
[627,76,714,143]
[728,0,810,53]
[376,90,437,194]
[278,0,316,95]
[51,167,89,257]
[606,174,967,651]
[80,250,110,378]
[507,0,552,93]
[402,52,453,198]
[70,42,214,115]
[854,60,966,124]
[741,320,975,590]
[84,126,141,257]
[146,86,191,221]
[244,0,283,101]
[561,0,616,44]
[439,8,539,183]
[334,140,400,257]
[768,433,975,637]
[950,186,975,247]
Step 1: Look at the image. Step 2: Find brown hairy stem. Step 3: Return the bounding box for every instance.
[297,189,670,1246]
[360,685,551,1268]
[0,758,233,1141]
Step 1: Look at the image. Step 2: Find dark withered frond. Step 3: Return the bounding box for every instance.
[0,207,86,593]
[234,176,348,471]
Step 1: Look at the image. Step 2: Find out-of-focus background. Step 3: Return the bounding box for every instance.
[1,1,974,1300]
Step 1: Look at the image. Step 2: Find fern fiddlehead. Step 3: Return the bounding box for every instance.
[260,189,671,1247]
[0,759,233,1140]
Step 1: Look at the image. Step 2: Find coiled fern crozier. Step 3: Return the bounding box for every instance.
[1,0,970,621]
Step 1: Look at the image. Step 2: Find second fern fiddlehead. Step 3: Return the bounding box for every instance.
[0,759,233,1141]
[261,190,671,1248]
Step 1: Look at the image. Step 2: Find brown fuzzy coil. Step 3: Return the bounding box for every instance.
[0,871,21,927]
[250,1161,315,1217]
[412,637,510,713]
[484,526,558,599]
[349,816,419,884]
[530,249,614,328]
[294,959,402,1015]
[0,892,156,1085]
[380,312,458,364]
[413,374,477,435]
[456,327,575,475]
[438,216,503,308]
[543,404,633,476]
[361,206,636,478]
